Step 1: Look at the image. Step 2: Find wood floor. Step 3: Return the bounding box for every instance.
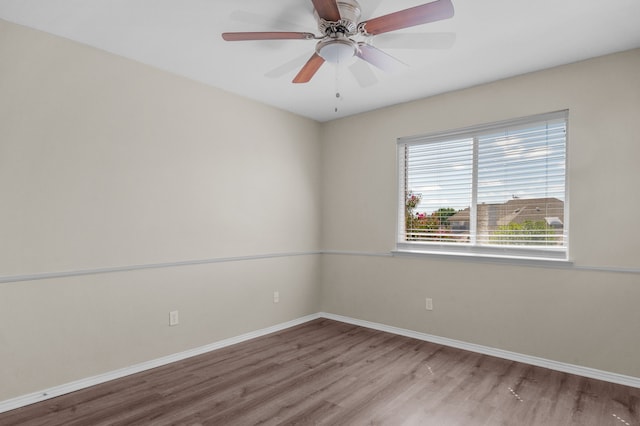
[1,319,639,425]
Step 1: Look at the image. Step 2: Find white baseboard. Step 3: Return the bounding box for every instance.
[2,311,639,415]
[319,312,640,389]
[0,313,321,414]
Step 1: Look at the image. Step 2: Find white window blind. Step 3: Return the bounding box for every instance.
[397,111,568,260]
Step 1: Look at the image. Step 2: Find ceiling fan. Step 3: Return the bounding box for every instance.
[222,0,454,84]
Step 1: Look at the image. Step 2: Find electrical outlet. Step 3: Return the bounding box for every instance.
[169,310,179,326]
[273,291,280,303]
[425,298,433,311]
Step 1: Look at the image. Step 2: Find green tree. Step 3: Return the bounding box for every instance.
[490,220,557,245]
[433,207,456,226]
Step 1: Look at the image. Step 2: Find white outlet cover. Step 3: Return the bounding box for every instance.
[425,298,433,311]
[169,310,179,326]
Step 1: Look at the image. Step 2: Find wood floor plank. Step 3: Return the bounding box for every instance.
[2,318,639,425]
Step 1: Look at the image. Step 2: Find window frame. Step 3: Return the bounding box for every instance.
[396,110,569,262]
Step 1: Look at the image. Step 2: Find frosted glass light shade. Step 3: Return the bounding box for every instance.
[318,40,357,64]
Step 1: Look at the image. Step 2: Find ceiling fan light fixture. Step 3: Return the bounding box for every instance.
[316,37,357,65]
[223,0,456,83]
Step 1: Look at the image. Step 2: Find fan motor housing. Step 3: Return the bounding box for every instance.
[315,0,362,36]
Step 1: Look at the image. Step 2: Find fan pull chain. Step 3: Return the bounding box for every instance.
[334,60,343,113]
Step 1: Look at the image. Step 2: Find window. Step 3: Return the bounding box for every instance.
[397,111,568,261]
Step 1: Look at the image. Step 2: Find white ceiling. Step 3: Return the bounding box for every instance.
[2,0,640,122]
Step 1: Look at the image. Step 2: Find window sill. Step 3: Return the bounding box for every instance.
[392,248,573,268]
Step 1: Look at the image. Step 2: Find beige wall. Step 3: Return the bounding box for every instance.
[0,20,321,400]
[1,17,639,404]
[320,49,640,377]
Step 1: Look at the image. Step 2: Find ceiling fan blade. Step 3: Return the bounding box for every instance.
[349,60,378,88]
[222,32,315,41]
[229,10,310,33]
[293,53,326,83]
[356,44,406,73]
[364,0,385,17]
[373,32,456,50]
[265,53,310,79]
[360,0,454,36]
[311,0,341,22]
